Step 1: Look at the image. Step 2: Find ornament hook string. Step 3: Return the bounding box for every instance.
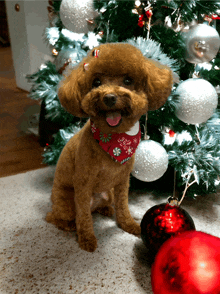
[178,176,197,206]
[145,2,152,40]
[195,124,201,144]
[147,15,152,40]
[173,169,177,198]
[167,170,179,206]
[144,113,150,140]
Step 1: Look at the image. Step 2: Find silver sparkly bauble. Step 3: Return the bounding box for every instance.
[175,78,218,125]
[132,140,168,182]
[184,24,220,64]
[55,48,87,71]
[60,0,97,34]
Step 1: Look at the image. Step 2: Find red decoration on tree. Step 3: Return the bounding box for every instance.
[168,130,175,137]
[98,31,104,37]
[138,10,153,28]
[141,201,195,256]
[212,14,220,20]
[138,14,145,28]
[145,10,153,18]
[151,231,220,294]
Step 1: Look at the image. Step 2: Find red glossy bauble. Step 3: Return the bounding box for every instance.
[141,203,195,256]
[151,231,220,294]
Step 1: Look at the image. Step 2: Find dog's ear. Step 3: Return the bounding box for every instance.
[58,66,88,117]
[143,59,173,111]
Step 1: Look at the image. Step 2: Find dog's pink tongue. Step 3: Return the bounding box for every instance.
[106,112,121,126]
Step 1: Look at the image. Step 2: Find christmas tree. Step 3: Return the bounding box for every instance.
[27,0,220,200]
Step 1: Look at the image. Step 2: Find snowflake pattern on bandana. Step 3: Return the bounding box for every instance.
[91,120,141,164]
[118,137,134,155]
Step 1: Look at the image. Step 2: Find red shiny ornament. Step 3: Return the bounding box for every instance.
[151,231,220,294]
[145,10,152,18]
[141,203,195,256]
[138,14,145,28]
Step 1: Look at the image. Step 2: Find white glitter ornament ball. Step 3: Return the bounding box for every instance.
[60,0,97,34]
[132,140,168,182]
[175,78,218,125]
[184,24,220,64]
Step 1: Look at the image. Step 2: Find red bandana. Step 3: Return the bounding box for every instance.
[91,120,141,165]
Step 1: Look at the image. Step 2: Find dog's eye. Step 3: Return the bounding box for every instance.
[123,76,133,86]
[92,78,102,88]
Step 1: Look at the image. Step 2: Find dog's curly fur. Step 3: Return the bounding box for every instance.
[46,43,173,252]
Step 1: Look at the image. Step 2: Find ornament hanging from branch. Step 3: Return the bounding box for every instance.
[140,197,196,257]
[60,0,99,34]
[131,114,168,182]
[131,139,169,182]
[174,78,218,125]
[140,162,198,260]
[184,24,220,64]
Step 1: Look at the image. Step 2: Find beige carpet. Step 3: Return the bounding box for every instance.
[1,167,220,294]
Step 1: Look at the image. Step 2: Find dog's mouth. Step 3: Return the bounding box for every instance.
[95,107,131,128]
[106,112,122,127]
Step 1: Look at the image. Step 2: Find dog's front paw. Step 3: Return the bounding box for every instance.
[119,220,141,236]
[125,222,141,236]
[78,233,97,252]
[46,212,76,231]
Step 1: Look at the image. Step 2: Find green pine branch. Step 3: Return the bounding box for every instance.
[43,123,83,165]
[165,124,220,196]
[26,61,74,125]
[198,53,220,87]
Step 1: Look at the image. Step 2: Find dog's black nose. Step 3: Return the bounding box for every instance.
[103,94,117,108]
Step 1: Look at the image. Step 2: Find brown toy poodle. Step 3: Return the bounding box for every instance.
[46,42,173,252]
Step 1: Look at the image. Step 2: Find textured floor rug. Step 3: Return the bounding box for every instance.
[1,167,220,294]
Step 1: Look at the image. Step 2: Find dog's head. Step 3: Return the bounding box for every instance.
[58,43,173,133]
